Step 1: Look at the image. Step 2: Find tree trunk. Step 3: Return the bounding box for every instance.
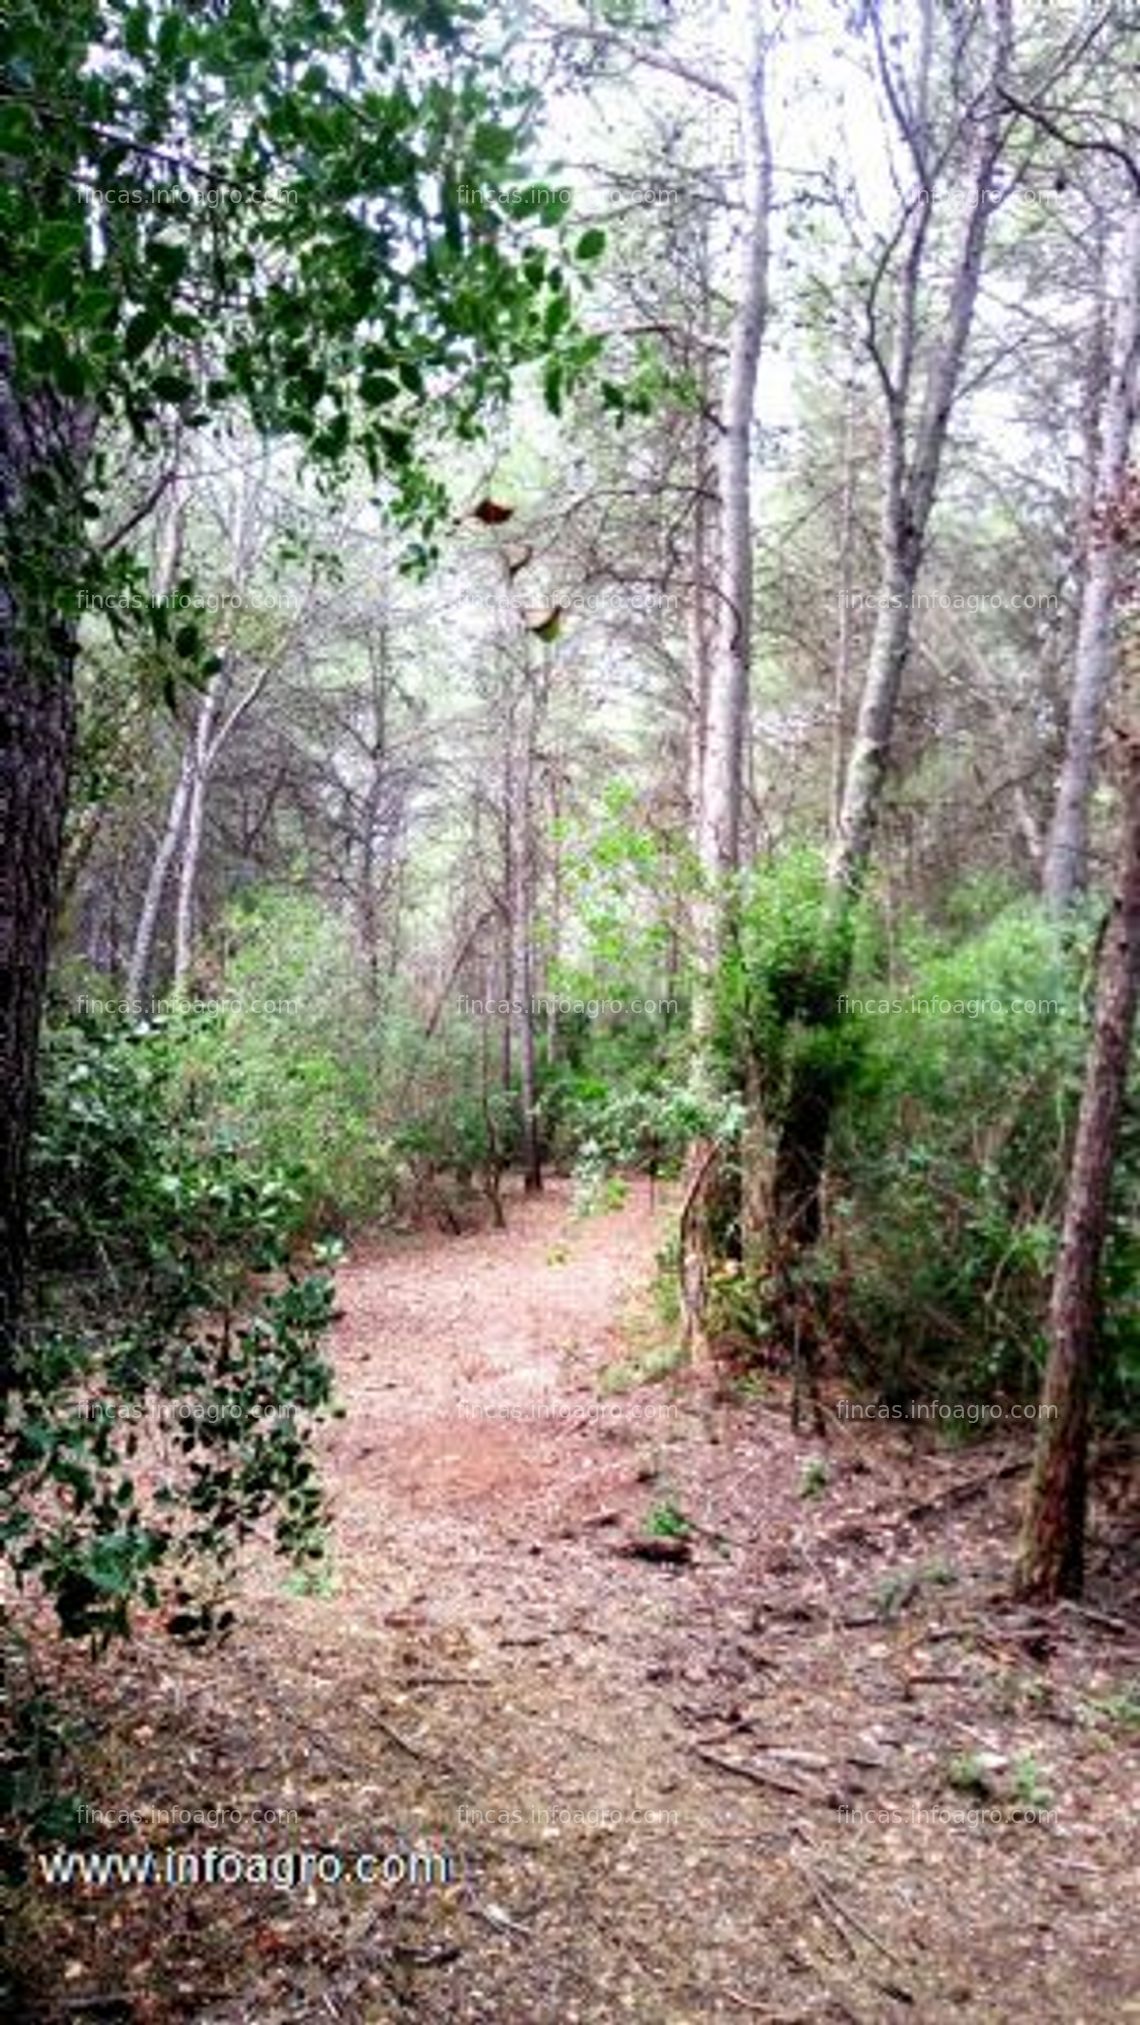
[126,739,195,1012]
[0,340,94,1387]
[355,622,394,1018]
[687,214,714,849]
[831,0,1011,897]
[480,980,506,1230]
[696,3,771,901]
[1043,203,1140,910]
[172,676,225,994]
[829,372,858,844]
[829,543,917,894]
[514,659,542,1194]
[500,705,514,1095]
[682,8,772,1360]
[1017,728,1140,1598]
[759,0,1012,1404]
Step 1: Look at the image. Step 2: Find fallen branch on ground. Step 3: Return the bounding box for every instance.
[690,1745,823,1800]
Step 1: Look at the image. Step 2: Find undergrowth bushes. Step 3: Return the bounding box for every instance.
[555,850,1138,1423]
[11,1001,339,1646]
[829,899,1139,1417]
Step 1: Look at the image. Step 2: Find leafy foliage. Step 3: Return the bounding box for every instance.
[4,1005,339,1644]
[720,847,866,1119]
[827,900,1140,1412]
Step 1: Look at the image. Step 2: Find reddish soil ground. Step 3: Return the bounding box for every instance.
[5,1178,1139,2022]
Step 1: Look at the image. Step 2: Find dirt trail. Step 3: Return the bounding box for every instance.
[12,1181,1140,2023]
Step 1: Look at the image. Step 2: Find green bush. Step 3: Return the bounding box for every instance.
[828,899,1139,1415]
[721,846,868,1119]
[6,1005,339,1646]
[173,892,402,1231]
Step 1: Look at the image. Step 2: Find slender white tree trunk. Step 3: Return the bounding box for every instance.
[514,656,542,1192]
[696,2,771,904]
[682,4,772,1360]
[124,474,191,1011]
[830,374,858,843]
[172,677,225,994]
[767,0,1013,1362]
[1043,202,1140,909]
[830,0,1012,896]
[687,409,712,845]
[125,743,195,1012]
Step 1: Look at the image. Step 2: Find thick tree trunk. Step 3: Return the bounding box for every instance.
[1043,204,1140,910]
[1017,730,1140,1599]
[829,545,917,894]
[0,341,94,1388]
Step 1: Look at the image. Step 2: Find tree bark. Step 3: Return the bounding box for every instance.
[355,625,394,1018]
[126,739,195,1012]
[0,338,94,1387]
[172,674,226,994]
[499,692,514,1095]
[514,655,543,1194]
[1043,203,1140,910]
[681,5,772,1360]
[829,372,858,844]
[757,0,1012,1399]
[831,0,1012,897]
[696,2,771,904]
[1017,727,1140,1599]
[686,358,713,845]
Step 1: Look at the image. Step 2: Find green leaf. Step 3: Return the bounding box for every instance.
[0,103,37,153]
[576,228,606,261]
[360,372,400,405]
[544,293,571,340]
[313,412,350,460]
[39,219,87,261]
[124,6,151,59]
[157,12,182,62]
[124,310,164,362]
[145,239,188,288]
[151,370,194,405]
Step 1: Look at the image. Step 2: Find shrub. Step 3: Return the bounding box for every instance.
[828,898,1139,1414]
[5,1005,339,1646]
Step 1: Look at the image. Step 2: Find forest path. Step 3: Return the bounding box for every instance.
[17,1180,1139,2023]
